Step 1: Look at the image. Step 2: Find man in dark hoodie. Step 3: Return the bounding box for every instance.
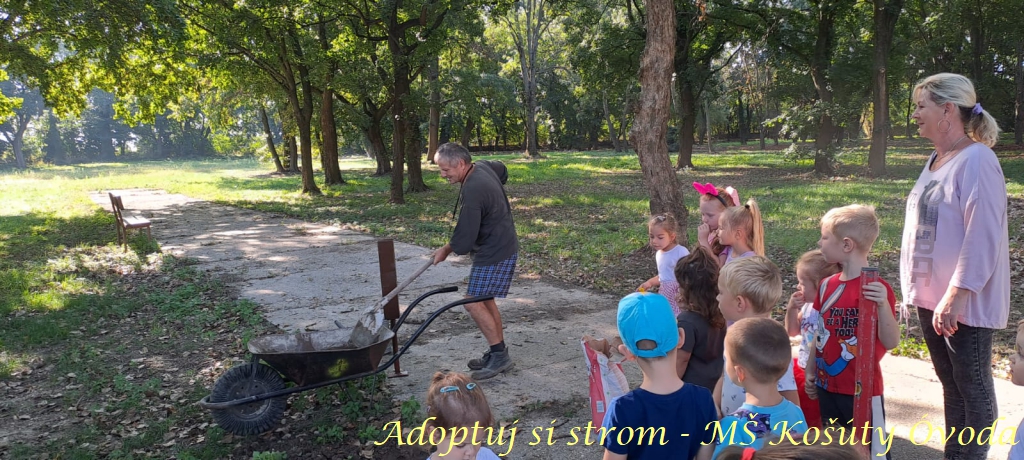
[432,143,518,380]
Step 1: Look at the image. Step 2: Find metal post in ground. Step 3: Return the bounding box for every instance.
[378,239,408,377]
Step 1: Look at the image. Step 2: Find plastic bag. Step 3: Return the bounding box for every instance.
[581,335,629,432]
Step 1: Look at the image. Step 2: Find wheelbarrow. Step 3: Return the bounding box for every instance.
[198,286,492,435]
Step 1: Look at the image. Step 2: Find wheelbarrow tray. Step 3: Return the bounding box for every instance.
[246,327,395,387]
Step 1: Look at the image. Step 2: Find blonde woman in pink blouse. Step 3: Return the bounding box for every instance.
[901,73,1010,460]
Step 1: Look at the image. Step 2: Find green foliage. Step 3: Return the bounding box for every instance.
[0,70,15,123]
[1,0,188,116]
[400,397,422,421]
[252,451,288,460]
[315,424,346,445]
[357,425,383,443]
[890,323,930,359]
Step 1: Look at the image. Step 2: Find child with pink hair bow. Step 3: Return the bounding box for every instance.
[692,182,740,266]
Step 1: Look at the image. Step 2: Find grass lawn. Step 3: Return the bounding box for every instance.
[1,137,1022,457]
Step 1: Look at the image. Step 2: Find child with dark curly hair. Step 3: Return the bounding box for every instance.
[674,246,726,391]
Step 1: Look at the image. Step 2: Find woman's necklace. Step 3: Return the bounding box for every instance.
[936,135,969,161]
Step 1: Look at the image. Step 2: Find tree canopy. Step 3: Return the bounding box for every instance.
[2,0,1022,198]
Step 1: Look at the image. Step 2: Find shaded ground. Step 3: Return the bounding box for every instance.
[0,252,426,459]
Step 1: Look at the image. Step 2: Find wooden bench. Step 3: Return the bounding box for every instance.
[108,192,152,250]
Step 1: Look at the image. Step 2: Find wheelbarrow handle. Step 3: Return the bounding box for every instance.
[390,286,460,332]
[375,259,434,310]
[378,294,495,371]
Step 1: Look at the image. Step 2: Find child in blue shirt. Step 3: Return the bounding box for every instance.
[712,318,807,459]
[603,292,718,460]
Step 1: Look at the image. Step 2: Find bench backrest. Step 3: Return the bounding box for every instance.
[108,192,125,226]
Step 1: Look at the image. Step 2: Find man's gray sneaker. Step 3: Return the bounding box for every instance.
[468,350,491,370]
[471,349,514,380]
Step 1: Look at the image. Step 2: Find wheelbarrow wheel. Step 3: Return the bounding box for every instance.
[209,363,287,435]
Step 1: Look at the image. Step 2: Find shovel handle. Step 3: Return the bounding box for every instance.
[377,258,433,309]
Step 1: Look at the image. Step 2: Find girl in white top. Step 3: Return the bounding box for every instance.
[638,213,690,316]
[424,372,501,460]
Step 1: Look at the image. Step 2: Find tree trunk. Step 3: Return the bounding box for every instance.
[704,99,713,154]
[603,93,622,152]
[320,88,344,185]
[317,20,344,185]
[675,79,696,168]
[868,0,903,176]
[406,112,428,192]
[620,104,630,146]
[631,0,688,246]
[295,111,320,194]
[389,69,411,204]
[287,136,299,173]
[515,0,544,159]
[44,110,64,165]
[460,117,475,148]
[281,31,321,195]
[366,118,390,176]
[1016,40,1023,145]
[905,77,915,138]
[260,106,286,173]
[967,7,985,85]
[737,93,748,145]
[523,80,540,157]
[810,3,839,176]
[13,132,26,169]
[427,55,441,162]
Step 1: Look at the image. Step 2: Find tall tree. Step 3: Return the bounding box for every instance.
[867,0,904,176]
[427,56,442,160]
[181,0,322,194]
[632,0,688,244]
[0,80,44,169]
[341,0,477,202]
[316,17,345,186]
[766,0,856,175]
[566,2,642,155]
[43,110,65,165]
[259,105,287,173]
[673,0,745,169]
[496,0,563,158]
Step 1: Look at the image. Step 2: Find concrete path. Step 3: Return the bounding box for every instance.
[92,189,1022,459]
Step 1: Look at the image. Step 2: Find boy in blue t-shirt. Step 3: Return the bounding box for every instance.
[712,318,807,459]
[602,292,717,460]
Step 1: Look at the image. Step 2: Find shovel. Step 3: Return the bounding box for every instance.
[340,258,434,347]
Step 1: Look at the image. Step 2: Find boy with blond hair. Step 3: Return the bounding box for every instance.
[712,318,807,458]
[603,292,718,460]
[714,256,800,416]
[1009,319,1024,460]
[806,204,900,459]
